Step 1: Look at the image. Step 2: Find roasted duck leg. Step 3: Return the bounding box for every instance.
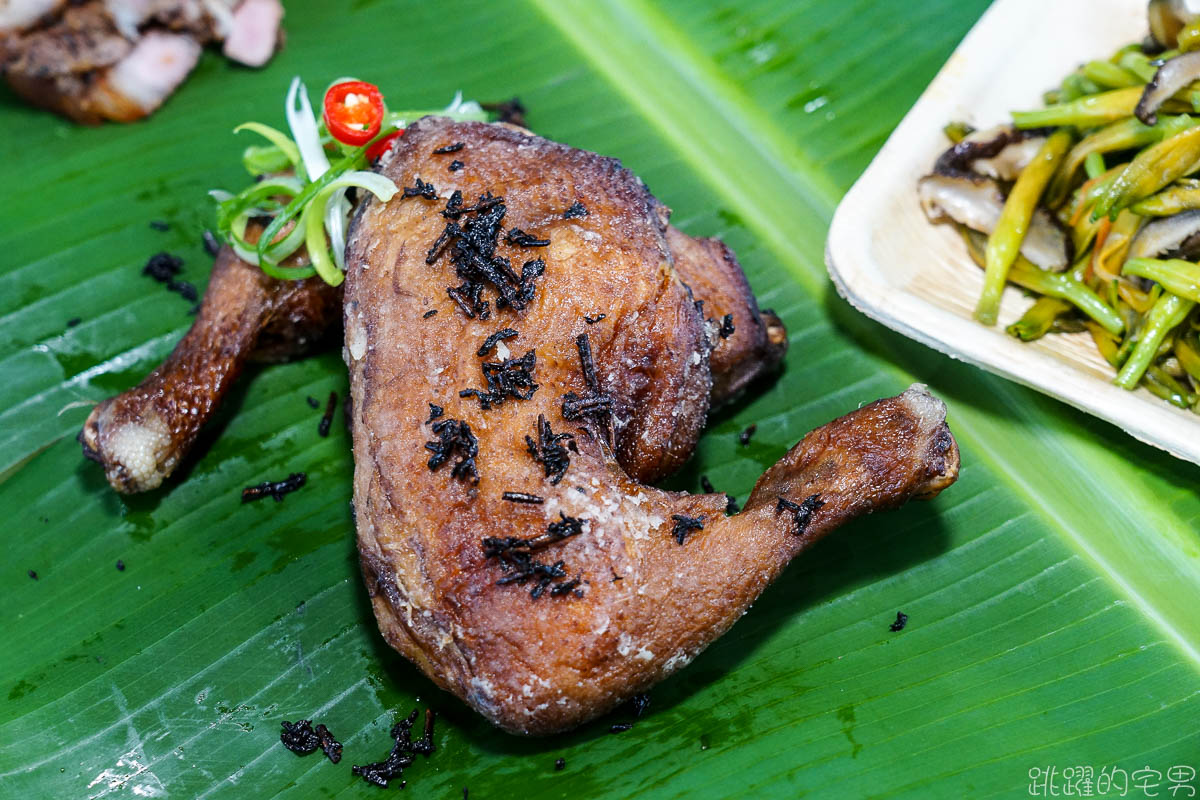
[344,118,960,735]
[79,229,339,493]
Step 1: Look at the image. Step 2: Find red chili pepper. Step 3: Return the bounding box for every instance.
[365,129,403,162]
[323,81,384,147]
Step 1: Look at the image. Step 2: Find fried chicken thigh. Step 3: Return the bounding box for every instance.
[80,227,339,493]
[344,118,960,735]
[78,144,785,493]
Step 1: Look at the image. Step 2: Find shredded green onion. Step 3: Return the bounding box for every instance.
[304,171,400,286]
[209,77,489,286]
[234,122,301,175]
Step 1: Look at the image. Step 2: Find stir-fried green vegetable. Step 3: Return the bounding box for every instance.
[928,35,1200,414]
[1091,124,1200,220]
[212,78,489,287]
[1012,87,1144,129]
[977,129,1072,324]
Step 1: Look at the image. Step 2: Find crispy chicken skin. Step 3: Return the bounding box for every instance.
[666,227,788,405]
[75,176,783,494]
[79,228,338,493]
[344,117,960,735]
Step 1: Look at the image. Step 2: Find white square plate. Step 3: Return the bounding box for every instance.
[825,0,1200,465]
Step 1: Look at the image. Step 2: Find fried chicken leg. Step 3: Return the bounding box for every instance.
[344,117,960,735]
[666,227,788,406]
[79,231,339,493]
[78,167,783,494]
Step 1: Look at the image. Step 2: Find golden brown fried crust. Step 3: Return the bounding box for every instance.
[350,117,713,486]
[71,109,781,490]
[666,227,788,405]
[73,179,781,495]
[79,232,339,493]
[345,117,960,735]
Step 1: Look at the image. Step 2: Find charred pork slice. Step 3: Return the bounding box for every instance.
[0,0,283,123]
[343,117,960,735]
[79,228,338,493]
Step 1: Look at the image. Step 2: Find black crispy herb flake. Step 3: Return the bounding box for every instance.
[169,279,198,303]
[142,252,198,303]
[494,555,571,599]
[484,512,585,558]
[318,391,338,437]
[739,424,757,445]
[610,723,633,734]
[583,313,606,324]
[477,327,518,357]
[427,192,544,318]
[150,220,170,232]
[116,560,125,571]
[563,201,588,219]
[561,333,613,443]
[483,513,586,599]
[433,142,465,154]
[280,719,342,763]
[481,96,527,126]
[776,494,825,536]
[423,308,438,318]
[502,491,544,504]
[402,178,438,200]
[242,473,307,503]
[525,414,574,485]
[316,724,344,763]
[143,252,182,282]
[448,159,464,172]
[306,395,320,409]
[441,190,503,220]
[28,570,37,580]
[718,314,735,339]
[352,709,435,788]
[517,258,548,313]
[460,349,538,410]
[550,576,582,597]
[555,758,566,771]
[670,514,704,545]
[426,403,444,424]
[425,419,479,483]
[890,612,909,632]
[700,475,716,494]
[505,228,550,247]
[66,317,81,328]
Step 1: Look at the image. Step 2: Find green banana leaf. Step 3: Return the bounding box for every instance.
[4,0,1199,797]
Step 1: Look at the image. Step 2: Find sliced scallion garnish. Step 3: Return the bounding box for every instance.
[210,77,489,286]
